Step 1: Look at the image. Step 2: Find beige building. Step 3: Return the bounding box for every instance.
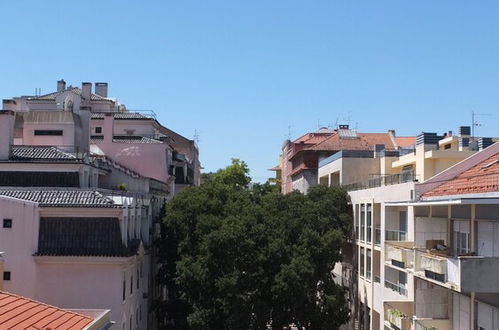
[318,127,498,329]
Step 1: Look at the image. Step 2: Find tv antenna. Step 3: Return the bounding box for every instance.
[193,129,200,144]
[471,110,491,138]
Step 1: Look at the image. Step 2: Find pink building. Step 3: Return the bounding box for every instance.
[0,80,200,329]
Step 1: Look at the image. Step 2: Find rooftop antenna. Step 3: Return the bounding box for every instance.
[471,110,491,139]
[346,111,351,126]
[193,129,200,144]
[287,125,293,140]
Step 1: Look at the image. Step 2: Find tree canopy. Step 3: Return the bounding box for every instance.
[156,159,351,329]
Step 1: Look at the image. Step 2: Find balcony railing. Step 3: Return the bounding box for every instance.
[414,249,499,293]
[384,302,413,330]
[385,279,407,296]
[343,171,419,191]
[385,242,415,269]
[414,318,451,330]
[386,229,407,241]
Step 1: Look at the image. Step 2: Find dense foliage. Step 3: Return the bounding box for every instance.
[155,159,351,329]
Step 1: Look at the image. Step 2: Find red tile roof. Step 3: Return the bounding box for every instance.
[0,291,94,329]
[423,153,499,197]
[396,136,416,148]
[311,132,397,152]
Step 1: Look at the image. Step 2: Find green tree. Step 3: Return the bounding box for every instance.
[156,161,351,329]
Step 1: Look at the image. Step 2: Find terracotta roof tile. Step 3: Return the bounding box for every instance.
[0,291,93,329]
[311,132,397,152]
[396,136,416,148]
[423,153,499,197]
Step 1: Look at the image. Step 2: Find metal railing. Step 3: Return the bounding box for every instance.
[343,171,419,191]
[386,229,407,241]
[385,279,407,296]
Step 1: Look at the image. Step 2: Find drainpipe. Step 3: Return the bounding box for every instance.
[0,252,4,290]
[470,205,476,253]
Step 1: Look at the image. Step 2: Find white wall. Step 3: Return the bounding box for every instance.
[0,197,39,297]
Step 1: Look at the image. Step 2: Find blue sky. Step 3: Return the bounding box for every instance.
[1,1,498,181]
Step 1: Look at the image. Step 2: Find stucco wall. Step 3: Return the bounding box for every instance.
[0,196,39,297]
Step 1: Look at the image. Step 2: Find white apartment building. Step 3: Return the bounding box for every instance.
[319,127,498,329]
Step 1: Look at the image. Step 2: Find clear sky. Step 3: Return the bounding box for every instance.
[1,1,498,181]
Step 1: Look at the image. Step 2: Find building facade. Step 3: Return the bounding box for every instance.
[0,80,200,329]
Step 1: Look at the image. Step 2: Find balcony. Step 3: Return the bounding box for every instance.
[414,319,451,330]
[385,241,415,270]
[415,249,499,293]
[385,279,407,296]
[384,301,413,330]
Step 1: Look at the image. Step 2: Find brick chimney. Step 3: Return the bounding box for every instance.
[95,82,108,98]
[0,110,15,160]
[57,79,66,92]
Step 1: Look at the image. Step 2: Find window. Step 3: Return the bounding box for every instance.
[360,247,365,277]
[360,205,366,241]
[355,205,359,240]
[392,259,405,269]
[140,261,143,278]
[129,315,132,330]
[95,127,102,134]
[130,274,133,295]
[122,274,126,301]
[366,204,372,243]
[425,270,445,282]
[136,309,139,325]
[34,130,63,136]
[137,268,140,289]
[366,249,371,280]
[3,271,11,281]
[399,211,407,240]
[140,304,142,321]
[3,219,12,228]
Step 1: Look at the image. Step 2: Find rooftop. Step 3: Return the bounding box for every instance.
[423,152,499,197]
[28,86,111,102]
[0,291,93,329]
[91,112,154,120]
[0,189,116,207]
[10,146,79,161]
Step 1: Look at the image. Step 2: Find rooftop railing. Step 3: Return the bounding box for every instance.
[385,279,407,296]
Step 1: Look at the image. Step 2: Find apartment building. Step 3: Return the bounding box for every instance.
[316,126,498,329]
[274,125,414,194]
[0,80,200,329]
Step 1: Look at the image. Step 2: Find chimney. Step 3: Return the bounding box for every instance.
[95,82,108,98]
[0,110,15,160]
[388,129,396,137]
[103,113,114,144]
[2,99,16,111]
[57,79,66,92]
[81,82,92,105]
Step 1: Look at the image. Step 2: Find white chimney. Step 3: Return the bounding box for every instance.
[95,82,108,98]
[0,110,15,160]
[57,79,66,92]
[2,99,16,111]
[81,82,92,105]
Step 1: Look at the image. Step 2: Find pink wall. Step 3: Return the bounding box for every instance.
[96,141,170,183]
